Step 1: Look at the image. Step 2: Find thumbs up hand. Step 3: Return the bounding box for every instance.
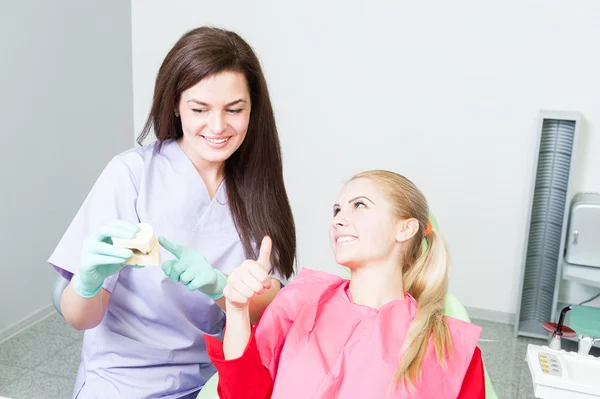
[224,236,273,310]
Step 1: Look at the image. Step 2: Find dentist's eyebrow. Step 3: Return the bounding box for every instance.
[225,99,247,106]
[186,99,246,106]
[333,196,376,208]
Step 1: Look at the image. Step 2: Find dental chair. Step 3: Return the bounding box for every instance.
[52,273,70,316]
[196,214,498,399]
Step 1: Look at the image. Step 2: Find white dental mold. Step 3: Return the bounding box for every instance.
[112,223,161,266]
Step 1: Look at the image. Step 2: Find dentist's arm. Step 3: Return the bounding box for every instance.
[61,284,111,331]
[61,220,138,330]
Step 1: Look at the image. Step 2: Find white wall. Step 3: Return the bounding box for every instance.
[131,0,600,318]
[0,1,134,334]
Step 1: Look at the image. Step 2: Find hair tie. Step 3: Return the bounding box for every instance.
[424,221,433,236]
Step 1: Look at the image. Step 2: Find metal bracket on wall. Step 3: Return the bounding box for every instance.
[514,110,582,339]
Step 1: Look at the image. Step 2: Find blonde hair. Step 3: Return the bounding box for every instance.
[351,170,451,394]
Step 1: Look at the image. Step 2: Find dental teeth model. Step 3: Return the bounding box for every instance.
[112,223,161,266]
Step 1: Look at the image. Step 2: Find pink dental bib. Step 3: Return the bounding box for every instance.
[255,268,482,398]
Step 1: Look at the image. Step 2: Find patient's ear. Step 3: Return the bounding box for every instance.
[396,218,419,243]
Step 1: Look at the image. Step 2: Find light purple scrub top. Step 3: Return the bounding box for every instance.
[49,139,280,398]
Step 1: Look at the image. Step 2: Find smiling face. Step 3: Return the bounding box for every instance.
[329,177,405,269]
[176,70,251,170]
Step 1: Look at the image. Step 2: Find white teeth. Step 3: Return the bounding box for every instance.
[337,236,357,243]
[205,137,229,144]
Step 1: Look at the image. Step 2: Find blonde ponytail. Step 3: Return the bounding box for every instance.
[392,229,452,393]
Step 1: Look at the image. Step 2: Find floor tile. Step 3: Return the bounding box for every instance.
[0,364,25,389]
[475,318,515,342]
[0,328,73,369]
[518,363,535,398]
[34,342,81,378]
[1,369,73,399]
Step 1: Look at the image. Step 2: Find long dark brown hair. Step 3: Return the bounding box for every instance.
[137,26,296,279]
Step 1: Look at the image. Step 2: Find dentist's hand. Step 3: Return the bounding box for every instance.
[158,236,227,300]
[223,236,272,310]
[74,220,139,298]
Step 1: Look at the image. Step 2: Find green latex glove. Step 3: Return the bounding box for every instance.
[74,220,139,298]
[158,236,227,300]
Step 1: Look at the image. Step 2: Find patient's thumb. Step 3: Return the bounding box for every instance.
[257,235,272,271]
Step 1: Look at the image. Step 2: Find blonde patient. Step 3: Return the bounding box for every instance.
[204,170,485,398]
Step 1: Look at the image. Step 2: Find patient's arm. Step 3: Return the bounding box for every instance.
[206,313,274,399]
[219,237,276,360]
[457,346,486,399]
[222,306,252,359]
[204,287,300,382]
[205,273,308,398]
